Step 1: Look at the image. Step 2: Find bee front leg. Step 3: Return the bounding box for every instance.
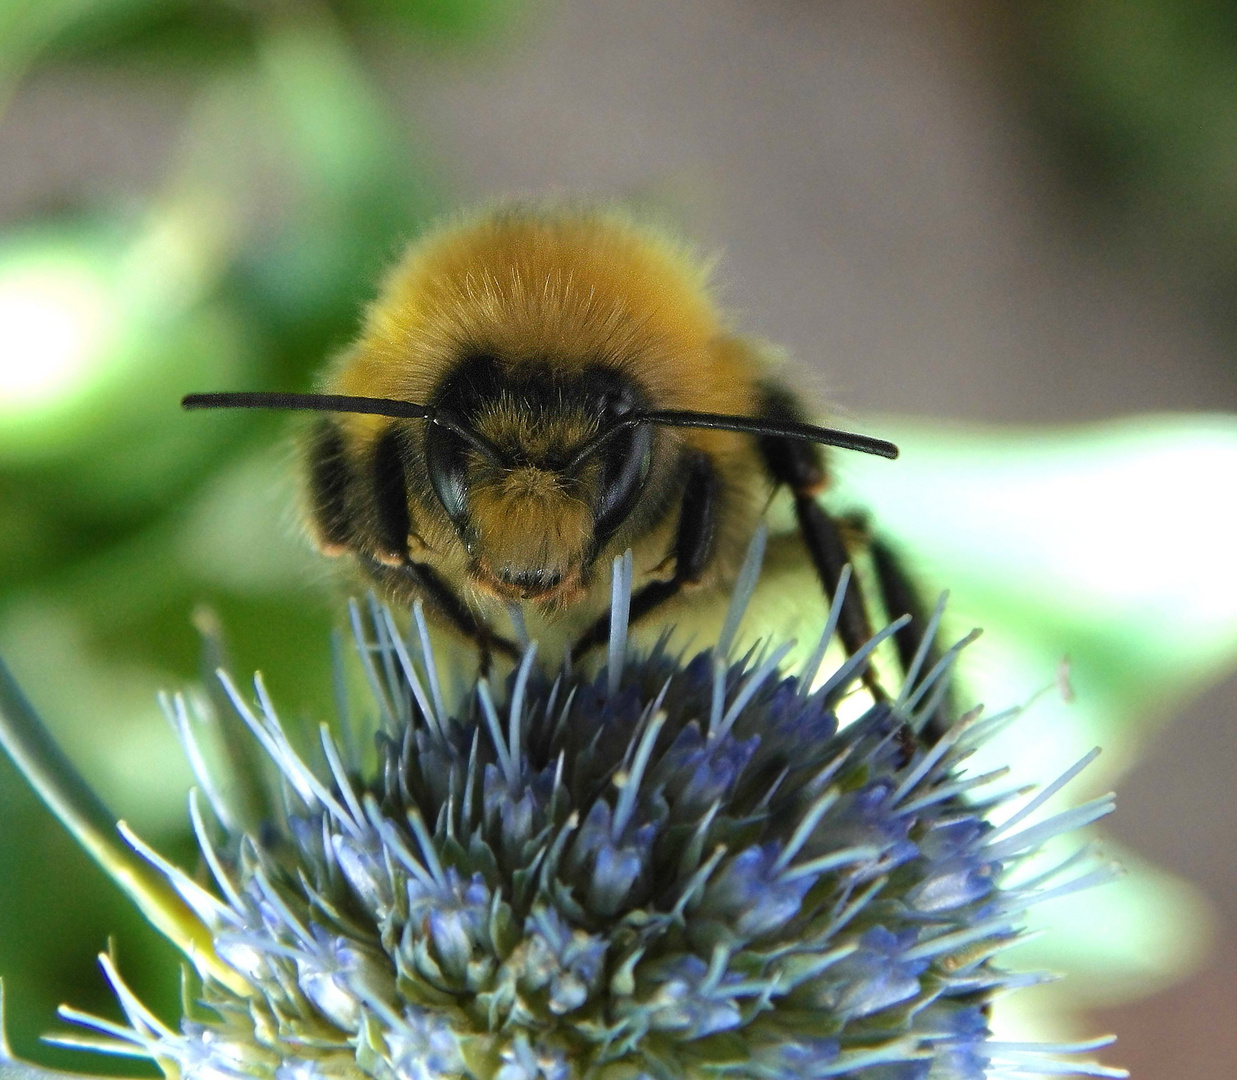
[361,555,520,668]
[307,418,517,668]
[571,450,719,662]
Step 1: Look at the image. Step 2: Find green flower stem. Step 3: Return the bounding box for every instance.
[0,656,245,995]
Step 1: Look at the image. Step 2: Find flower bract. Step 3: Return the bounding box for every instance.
[1,541,1125,1080]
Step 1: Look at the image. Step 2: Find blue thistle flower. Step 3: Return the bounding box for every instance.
[0,533,1127,1079]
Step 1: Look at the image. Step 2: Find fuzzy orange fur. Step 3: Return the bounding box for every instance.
[330,206,757,425]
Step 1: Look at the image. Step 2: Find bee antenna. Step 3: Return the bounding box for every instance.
[182,391,507,466]
[563,409,898,472]
[182,391,434,420]
[644,410,899,458]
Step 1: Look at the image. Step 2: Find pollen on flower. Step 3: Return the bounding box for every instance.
[13,531,1127,1080]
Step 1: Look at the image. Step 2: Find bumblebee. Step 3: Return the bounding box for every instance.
[185,204,932,692]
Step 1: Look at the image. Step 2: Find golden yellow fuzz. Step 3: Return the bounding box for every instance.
[466,467,595,600]
[329,206,758,437]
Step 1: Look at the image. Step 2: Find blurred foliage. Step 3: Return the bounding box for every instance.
[1008,1,1237,310]
[0,0,529,1070]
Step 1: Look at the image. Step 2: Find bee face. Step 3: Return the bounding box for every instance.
[413,353,657,604]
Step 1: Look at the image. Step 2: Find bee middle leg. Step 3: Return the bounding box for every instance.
[570,450,719,662]
[854,519,955,741]
[756,385,956,739]
[758,388,954,738]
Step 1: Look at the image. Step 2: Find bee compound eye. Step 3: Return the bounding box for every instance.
[591,422,654,551]
[423,422,471,533]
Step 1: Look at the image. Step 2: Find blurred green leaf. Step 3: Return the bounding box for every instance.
[334,0,527,44]
[835,413,1237,791]
[233,18,438,338]
[0,653,240,995]
[1012,2,1237,308]
[0,215,256,551]
[1022,1,1237,186]
[0,0,529,86]
[0,603,190,830]
[0,763,177,1076]
[0,0,247,89]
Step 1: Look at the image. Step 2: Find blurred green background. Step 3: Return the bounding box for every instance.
[1,2,1236,1079]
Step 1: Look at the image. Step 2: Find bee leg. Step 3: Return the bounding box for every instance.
[400,560,521,666]
[315,423,517,666]
[571,450,719,662]
[755,387,887,701]
[361,555,520,665]
[856,520,955,741]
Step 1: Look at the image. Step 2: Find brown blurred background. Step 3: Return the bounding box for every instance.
[1,1,1235,1076]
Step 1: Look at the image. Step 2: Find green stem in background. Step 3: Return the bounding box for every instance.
[0,655,247,996]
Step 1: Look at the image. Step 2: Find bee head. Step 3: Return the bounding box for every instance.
[422,355,655,603]
[182,371,896,605]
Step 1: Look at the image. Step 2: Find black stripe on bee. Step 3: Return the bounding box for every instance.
[306,417,355,552]
[371,425,414,561]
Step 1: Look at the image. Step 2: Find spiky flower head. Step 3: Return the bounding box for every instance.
[3,539,1125,1080]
